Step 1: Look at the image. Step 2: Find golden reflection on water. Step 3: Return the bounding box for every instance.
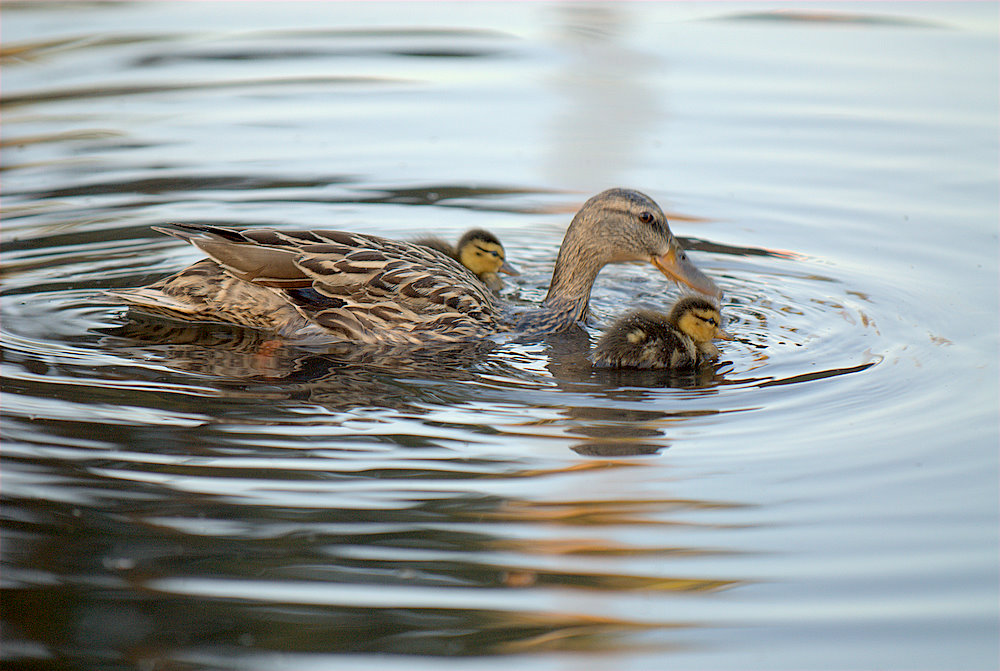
[475,496,748,525]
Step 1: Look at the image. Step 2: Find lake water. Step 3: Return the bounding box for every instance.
[2,2,998,670]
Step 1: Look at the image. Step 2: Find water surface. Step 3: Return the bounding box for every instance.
[2,3,998,670]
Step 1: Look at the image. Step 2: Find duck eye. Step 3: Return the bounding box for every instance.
[638,211,655,224]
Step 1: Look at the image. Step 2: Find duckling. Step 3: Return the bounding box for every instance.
[592,296,733,369]
[110,188,719,346]
[413,229,518,291]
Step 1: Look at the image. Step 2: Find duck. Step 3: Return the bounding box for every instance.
[110,188,719,346]
[412,228,518,292]
[591,295,733,369]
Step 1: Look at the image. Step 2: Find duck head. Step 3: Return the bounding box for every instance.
[550,188,720,300]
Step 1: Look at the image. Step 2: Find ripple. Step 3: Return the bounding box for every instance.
[1,75,414,109]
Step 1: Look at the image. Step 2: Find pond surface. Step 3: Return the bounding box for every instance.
[2,2,998,670]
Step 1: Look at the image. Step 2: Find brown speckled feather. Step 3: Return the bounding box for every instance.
[122,224,505,344]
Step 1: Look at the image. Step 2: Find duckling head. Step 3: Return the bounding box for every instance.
[669,296,734,345]
[456,229,519,286]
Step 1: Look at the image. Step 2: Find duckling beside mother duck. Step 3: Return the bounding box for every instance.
[592,296,733,369]
[111,188,719,346]
[413,229,518,292]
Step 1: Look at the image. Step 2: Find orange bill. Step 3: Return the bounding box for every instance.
[651,242,720,297]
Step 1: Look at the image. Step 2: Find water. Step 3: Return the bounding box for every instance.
[2,2,998,670]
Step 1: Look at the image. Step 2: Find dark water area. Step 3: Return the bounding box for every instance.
[2,3,998,670]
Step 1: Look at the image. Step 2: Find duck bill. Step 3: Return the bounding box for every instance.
[651,244,720,297]
[499,260,519,276]
[716,328,735,341]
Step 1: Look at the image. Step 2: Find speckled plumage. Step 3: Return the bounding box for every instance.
[111,188,719,346]
[114,227,503,345]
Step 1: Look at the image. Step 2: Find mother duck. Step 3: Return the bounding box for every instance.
[113,188,719,345]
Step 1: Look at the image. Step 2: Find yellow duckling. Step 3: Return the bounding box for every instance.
[592,296,733,369]
[413,229,518,291]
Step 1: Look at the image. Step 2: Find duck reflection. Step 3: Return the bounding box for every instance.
[544,3,660,191]
[102,306,733,456]
[101,312,503,411]
[39,316,755,662]
[10,455,752,661]
[528,327,729,456]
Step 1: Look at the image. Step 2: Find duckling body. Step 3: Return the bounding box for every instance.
[413,229,518,292]
[592,296,732,369]
[111,188,719,346]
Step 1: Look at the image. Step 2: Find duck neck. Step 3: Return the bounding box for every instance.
[541,226,605,323]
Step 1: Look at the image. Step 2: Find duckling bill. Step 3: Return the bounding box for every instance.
[592,296,733,369]
[413,229,518,292]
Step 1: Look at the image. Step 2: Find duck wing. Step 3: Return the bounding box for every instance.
[155,223,504,343]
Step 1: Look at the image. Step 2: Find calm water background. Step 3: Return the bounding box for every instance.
[2,2,998,670]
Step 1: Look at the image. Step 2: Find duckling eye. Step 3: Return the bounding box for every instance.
[474,245,500,259]
[638,211,655,224]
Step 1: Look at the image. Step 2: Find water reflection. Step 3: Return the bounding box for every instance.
[93,305,750,464]
[524,330,732,455]
[6,439,751,659]
[99,310,733,424]
[544,4,660,191]
[99,315,500,409]
[1,74,407,108]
